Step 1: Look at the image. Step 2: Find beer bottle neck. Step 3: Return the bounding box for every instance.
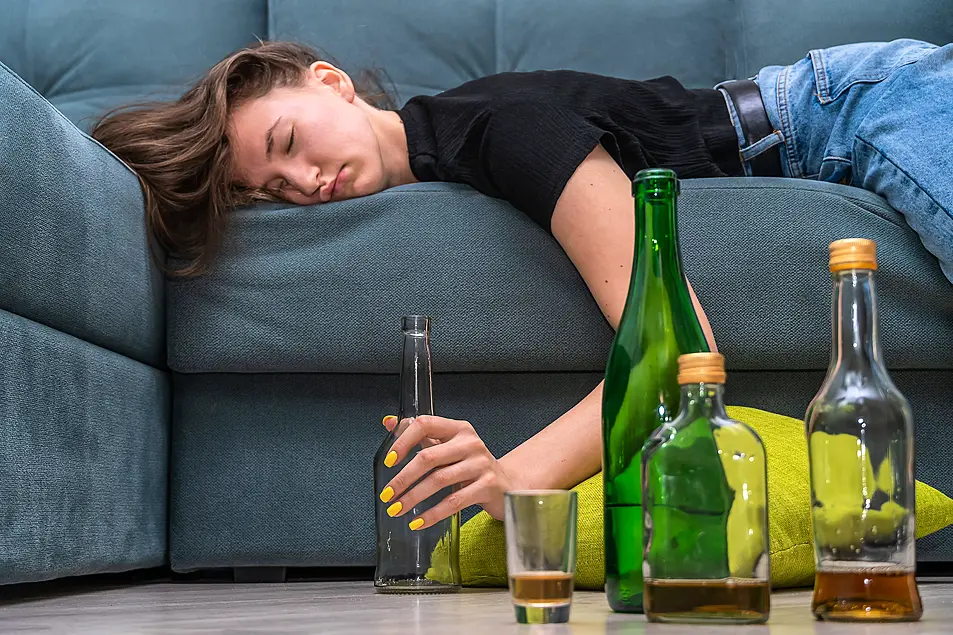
[399,317,434,419]
[830,269,884,375]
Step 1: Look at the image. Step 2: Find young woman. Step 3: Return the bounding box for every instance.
[93,38,952,531]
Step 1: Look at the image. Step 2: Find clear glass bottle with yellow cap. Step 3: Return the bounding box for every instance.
[373,315,461,593]
[806,239,922,621]
[641,352,770,624]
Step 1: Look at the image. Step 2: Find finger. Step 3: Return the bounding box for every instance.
[380,439,476,506]
[417,415,469,449]
[406,479,487,531]
[381,416,415,439]
[383,416,465,468]
[384,453,491,514]
[415,414,471,429]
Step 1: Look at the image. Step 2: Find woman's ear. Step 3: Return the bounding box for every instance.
[309,61,355,102]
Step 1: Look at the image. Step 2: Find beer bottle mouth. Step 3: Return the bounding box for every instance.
[402,315,430,333]
[632,168,680,196]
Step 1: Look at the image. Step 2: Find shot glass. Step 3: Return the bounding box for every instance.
[504,490,578,624]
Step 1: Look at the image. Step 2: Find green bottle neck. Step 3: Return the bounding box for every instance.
[678,383,728,420]
[622,172,708,355]
[632,183,686,287]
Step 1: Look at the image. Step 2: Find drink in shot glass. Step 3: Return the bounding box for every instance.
[504,490,578,624]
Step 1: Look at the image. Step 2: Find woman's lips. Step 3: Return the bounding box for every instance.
[332,168,346,199]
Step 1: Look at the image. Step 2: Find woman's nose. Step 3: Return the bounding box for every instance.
[292,164,320,197]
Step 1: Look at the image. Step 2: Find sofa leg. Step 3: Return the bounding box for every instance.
[232,567,287,583]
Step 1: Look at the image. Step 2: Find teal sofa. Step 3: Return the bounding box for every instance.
[1,0,951,585]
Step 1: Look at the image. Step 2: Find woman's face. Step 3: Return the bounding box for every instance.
[228,63,389,205]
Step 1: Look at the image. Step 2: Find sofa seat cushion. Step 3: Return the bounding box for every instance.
[167,179,953,376]
[168,183,611,374]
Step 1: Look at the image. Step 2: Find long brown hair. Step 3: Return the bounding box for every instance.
[92,41,393,277]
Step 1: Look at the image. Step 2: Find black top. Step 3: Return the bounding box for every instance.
[398,70,742,232]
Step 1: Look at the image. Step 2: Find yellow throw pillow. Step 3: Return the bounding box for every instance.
[455,406,953,589]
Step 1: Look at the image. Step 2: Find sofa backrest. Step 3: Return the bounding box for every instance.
[0,0,268,128]
[2,0,951,129]
[272,0,953,105]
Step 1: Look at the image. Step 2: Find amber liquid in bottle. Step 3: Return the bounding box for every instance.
[644,579,770,621]
[812,569,921,620]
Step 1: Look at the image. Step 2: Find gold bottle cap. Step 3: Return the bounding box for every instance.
[829,238,877,272]
[677,352,727,385]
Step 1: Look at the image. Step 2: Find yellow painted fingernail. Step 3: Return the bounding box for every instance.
[380,487,394,503]
[382,415,397,427]
[387,502,402,517]
[384,451,398,468]
[409,518,425,531]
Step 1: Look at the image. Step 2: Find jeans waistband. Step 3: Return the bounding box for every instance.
[717,79,784,177]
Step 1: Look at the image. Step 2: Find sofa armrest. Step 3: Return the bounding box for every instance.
[0,61,164,367]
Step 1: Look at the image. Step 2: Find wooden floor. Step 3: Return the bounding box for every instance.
[0,581,952,634]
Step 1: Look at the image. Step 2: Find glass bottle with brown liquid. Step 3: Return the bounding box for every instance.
[806,239,922,622]
[641,353,770,624]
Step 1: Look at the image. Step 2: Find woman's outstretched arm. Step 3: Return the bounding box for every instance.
[496,144,717,501]
[377,145,716,528]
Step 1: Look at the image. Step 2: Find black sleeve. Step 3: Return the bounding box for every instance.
[480,102,616,233]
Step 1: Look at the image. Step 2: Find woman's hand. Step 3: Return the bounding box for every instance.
[378,414,513,530]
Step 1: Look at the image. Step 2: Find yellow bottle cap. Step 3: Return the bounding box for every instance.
[829,238,877,272]
[677,352,727,385]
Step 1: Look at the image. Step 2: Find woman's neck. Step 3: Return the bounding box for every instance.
[364,103,418,189]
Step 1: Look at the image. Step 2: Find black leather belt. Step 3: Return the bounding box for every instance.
[720,79,783,177]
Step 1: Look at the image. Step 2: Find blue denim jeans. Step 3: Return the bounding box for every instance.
[721,39,953,283]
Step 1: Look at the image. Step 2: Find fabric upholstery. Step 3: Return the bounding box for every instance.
[270,0,732,100]
[169,370,603,570]
[679,179,953,371]
[736,0,953,77]
[167,179,953,375]
[0,61,165,367]
[0,309,170,585]
[496,0,732,88]
[269,0,498,105]
[167,183,612,374]
[0,0,267,131]
[268,0,953,101]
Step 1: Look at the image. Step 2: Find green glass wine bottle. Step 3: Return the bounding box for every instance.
[601,168,709,613]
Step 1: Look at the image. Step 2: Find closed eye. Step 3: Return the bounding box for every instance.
[287,127,295,154]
